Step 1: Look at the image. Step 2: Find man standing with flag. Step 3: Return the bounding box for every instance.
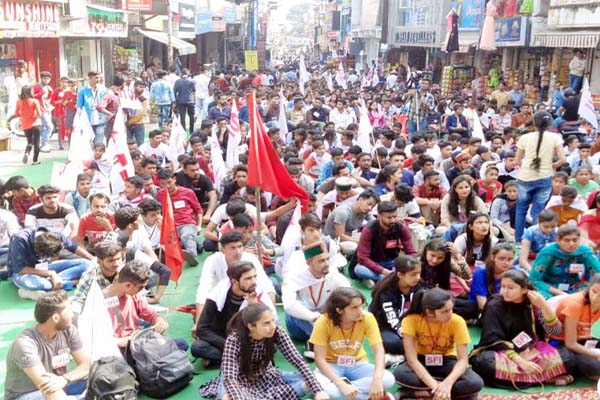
[156,168,203,267]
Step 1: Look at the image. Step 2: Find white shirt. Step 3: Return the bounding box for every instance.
[329,108,356,130]
[0,209,19,247]
[209,203,258,225]
[193,73,211,99]
[195,252,275,305]
[139,142,170,167]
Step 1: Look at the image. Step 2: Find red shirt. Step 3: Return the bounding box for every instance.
[477,179,502,203]
[197,156,215,182]
[157,186,203,226]
[77,213,116,247]
[12,190,41,224]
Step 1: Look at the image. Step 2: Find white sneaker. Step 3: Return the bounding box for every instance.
[362,279,375,289]
[384,353,405,368]
[39,145,51,153]
[18,288,45,301]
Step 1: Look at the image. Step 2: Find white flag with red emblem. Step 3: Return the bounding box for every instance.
[106,108,134,195]
[335,62,347,90]
[579,78,598,129]
[226,100,241,168]
[356,98,373,153]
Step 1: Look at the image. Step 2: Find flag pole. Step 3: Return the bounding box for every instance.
[255,185,263,265]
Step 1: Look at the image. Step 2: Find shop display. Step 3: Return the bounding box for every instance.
[441,65,474,97]
[113,45,143,74]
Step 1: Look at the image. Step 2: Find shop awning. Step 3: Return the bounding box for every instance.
[534,31,600,48]
[134,28,196,55]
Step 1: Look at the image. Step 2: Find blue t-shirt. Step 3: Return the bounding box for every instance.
[523,225,557,253]
[468,267,501,302]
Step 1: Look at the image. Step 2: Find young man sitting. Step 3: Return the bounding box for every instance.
[8,229,92,300]
[75,193,115,252]
[25,185,78,238]
[103,260,187,362]
[63,174,92,218]
[4,291,90,400]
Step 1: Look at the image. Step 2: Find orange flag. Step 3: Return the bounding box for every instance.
[160,191,184,283]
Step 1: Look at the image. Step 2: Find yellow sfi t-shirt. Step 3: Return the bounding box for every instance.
[401,314,470,357]
[310,311,382,363]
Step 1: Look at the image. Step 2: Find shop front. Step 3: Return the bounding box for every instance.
[61,4,129,85]
[0,0,63,127]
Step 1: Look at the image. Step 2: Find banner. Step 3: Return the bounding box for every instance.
[452,0,485,30]
[125,0,152,12]
[245,50,258,71]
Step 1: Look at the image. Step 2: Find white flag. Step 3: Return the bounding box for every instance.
[226,101,241,168]
[326,73,334,92]
[78,280,122,361]
[275,202,302,276]
[299,57,310,96]
[69,109,94,164]
[335,62,347,90]
[356,98,373,153]
[168,114,187,170]
[211,123,227,194]
[578,78,598,129]
[106,109,134,195]
[278,87,290,144]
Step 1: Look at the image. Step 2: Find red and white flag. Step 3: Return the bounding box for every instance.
[356,98,373,153]
[579,78,598,129]
[211,123,227,193]
[278,87,290,144]
[335,62,347,89]
[226,100,241,168]
[160,190,184,283]
[106,108,134,195]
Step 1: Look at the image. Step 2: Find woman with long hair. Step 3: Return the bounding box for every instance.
[311,287,395,400]
[419,238,476,320]
[514,111,566,243]
[470,270,575,388]
[393,288,484,399]
[439,176,487,229]
[469,243,515,311]
[201,303,329,400]
[453,212,498,269]
[369,255,422,358]
[12,85,42,165]
[530,225,600,298]
[374,165,402,196]
[551,274,600,380]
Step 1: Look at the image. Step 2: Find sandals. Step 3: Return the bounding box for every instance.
[551,374,574,386]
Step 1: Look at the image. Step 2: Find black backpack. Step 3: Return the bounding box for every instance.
[86,356,138,400]
[129,329,193,398]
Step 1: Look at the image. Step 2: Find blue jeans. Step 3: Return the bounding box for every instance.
[570,74,583,93]
[515,177,552,243]
[157,105,171,128]
[216,371,305,399]
[14,379,87,400]
[0,244,8,266]
[40,112,53,147]
[315,362,395,400]
[127,124,145,146]
[12,259,90,291]
[92,124,106,145]
[285,312,314,342]
[407,119,428,140]
[354,259,395,282]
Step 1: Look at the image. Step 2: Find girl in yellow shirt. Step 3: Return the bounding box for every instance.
[310,287,395,400]
[393,288,483,399]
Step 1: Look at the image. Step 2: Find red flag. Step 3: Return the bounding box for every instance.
[160,190,184,283]
[247,91,309,207]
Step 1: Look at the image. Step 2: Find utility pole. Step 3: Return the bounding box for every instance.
[167,0,174,67]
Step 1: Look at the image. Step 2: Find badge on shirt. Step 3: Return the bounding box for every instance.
[558,283,571,292]
[336,355,356,367]
[104,296,119,308]
[51,352,70,370]
[425,354,443,366]
[512,331,533,349]
[173,200,185,209]
[313,111,320,118]
[569,263,584,274]
[35,262,48,271]
[385,240,398,249]
[585,340,598,349]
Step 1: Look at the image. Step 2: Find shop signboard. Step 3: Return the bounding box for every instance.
[178,0,196,38]
[224,2,236,23]
[393,29,437,45]
[244,50,258,71]
[195,12,212,34]
[0,1,61,37]
[125,0,152,12]
[451,0,485,30]
[495,16,529,46]
[67,6,128,38]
